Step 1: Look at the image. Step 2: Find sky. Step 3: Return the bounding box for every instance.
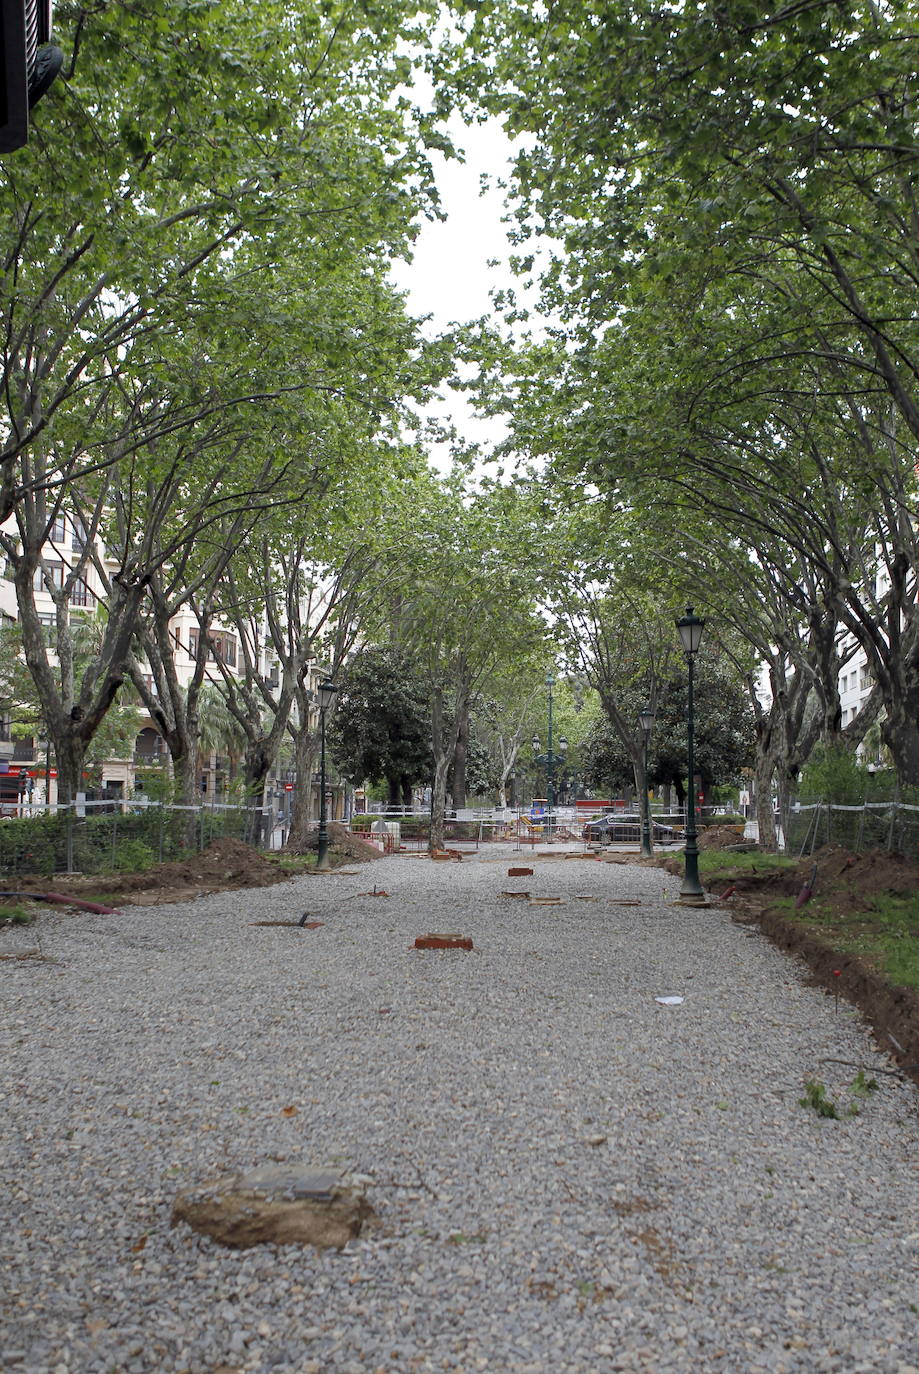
[388,116,520,470]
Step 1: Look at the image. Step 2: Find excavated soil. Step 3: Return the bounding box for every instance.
[696,824,757,851]
[285,821,383,865]
[11,837,292,907]
[663,844,919,1086]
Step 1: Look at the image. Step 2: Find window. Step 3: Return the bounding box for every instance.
[189,629,237,667]
[211,632,237,667]
[71,517,89,552]
[38,613,55,646]
[33,562,64,593]
[135,727,165,762]
[70,577,94,608]
[49,514,66,543]
[860,666,872,691]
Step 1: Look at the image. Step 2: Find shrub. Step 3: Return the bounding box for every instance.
[797,744,874,805]
[109,838,155,872]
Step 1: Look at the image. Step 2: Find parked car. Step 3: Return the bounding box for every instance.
[582,813,676,843]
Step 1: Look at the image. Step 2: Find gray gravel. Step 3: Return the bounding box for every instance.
[1,844,917,1374]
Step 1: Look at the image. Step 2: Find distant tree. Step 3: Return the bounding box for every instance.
[328,646,432,807]
[581,656,755,805]
[449,731,498,802]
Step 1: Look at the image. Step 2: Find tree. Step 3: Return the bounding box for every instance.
[581,656,754,805]
[443,0,919,788]
[197,682,248,793]
[0,0,451,800]
[395,479,548,851]
[0,0,444,518]
[451,0,919,437]
[450,729,498,802]
[328,646,432,808]
[470,663,545,807]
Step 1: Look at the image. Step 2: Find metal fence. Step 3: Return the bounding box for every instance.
[785,800,919,861]
[351,806,693,850]
[0,799,274,879]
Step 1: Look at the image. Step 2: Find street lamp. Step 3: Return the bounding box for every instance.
[638,704,656,859]
[315,678,338,872]
[676,606,705,900]
[532,671,568,841]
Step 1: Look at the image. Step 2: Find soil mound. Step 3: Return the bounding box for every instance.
[727,845,919,904]
[111,836,287,893]
[697,825,756,851]
[13,837,288,904]
[286,822,382,864]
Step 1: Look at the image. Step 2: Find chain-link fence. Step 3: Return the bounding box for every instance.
[785,800,919,861]
[0,800,273,879]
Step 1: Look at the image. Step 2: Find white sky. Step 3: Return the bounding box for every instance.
[389,116,520,470]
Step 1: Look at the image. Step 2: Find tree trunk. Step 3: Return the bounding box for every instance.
[401,776,412,809]
[429,751,450,852]
[242,742,272,845]
[881,694,919,786]
[386,774,401,808]
[177,747,198,810]
[55,731,88,806]
[429,684,452,853]
[631,756,653,854]
[286,728,317,851]
[452,702,469,809]
[754,754,778,851]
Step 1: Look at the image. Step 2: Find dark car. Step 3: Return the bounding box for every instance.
[582,813,676,843]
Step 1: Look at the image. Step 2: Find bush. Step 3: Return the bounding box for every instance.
[797,744,874,805]
[0,804,260,877]
[110,838,155,872]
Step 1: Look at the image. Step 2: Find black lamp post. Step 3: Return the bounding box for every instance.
[315,678,338,872]
[676,606,705,900]
[638,704,656,858]
[532,671,568,841]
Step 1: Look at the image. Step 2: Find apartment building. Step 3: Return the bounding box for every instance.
[0,512,335,811]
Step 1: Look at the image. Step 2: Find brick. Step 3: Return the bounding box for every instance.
[414,933,474,950]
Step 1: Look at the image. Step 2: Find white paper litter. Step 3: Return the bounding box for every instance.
[655,995,684,1006]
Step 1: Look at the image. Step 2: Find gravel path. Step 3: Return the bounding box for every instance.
[2,845,917,1374]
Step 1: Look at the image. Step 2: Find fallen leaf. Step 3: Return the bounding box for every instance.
[281,1105,298,1117]
[130,1235,148,1253]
